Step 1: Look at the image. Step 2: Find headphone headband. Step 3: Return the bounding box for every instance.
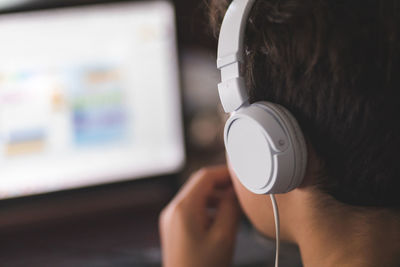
[217,0,256,113]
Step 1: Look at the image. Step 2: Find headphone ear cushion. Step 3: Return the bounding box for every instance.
[260,103,308,189]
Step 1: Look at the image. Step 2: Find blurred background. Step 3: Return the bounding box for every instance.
[0,0,301,266]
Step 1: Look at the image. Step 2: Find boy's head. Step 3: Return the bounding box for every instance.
[210,0,400,208]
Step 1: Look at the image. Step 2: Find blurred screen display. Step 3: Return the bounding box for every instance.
[0,1,185,199]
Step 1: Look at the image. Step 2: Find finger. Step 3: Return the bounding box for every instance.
[174,165,231,204]
[165,166,233,232]
[209,187,242,242]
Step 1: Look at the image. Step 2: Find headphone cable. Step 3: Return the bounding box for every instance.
[270,194,280,267]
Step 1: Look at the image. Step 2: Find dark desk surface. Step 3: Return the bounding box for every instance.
[0,205,162,267]
[0,203,302,267]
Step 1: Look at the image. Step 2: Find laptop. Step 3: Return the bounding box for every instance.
[0,0,185,227]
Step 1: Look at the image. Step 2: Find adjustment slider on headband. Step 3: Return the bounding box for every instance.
[217,0,255,113]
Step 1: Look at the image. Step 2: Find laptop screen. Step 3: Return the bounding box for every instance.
[0,1,185,199]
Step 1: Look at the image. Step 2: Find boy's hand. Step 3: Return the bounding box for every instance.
[159,166,241,267]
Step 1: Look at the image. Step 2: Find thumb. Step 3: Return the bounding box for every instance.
[210,187,242,241]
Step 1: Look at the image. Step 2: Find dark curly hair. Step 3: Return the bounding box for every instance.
[209,0,400,207]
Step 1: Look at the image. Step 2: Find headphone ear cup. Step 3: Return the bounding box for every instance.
[224,102,307,194]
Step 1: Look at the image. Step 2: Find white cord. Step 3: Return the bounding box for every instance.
[270,194,280,267]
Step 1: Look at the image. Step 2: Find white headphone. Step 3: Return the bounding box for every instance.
[217,0,308,195]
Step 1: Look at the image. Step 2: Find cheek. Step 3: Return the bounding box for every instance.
[228,166,276,238]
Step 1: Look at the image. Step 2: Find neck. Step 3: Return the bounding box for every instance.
[289,191,400,267]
